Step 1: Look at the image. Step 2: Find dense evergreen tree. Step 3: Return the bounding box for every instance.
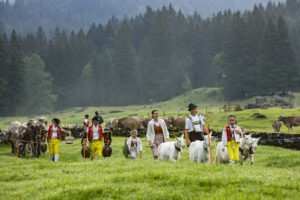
[22,54,56,114]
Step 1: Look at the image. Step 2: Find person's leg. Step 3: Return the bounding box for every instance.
[90,141,96,160]
[232,140,239,163]
[96,141,103,161]
[49,139,54,161]
[53,138,60,162]
[226,141,235,165]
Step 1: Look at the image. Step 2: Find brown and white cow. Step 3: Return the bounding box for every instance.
[272,119,281,132]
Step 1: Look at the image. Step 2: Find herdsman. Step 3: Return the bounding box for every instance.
[87,116,103,161]
[47,118,71,162]
[185,103,206,147]
[83,114,89,127]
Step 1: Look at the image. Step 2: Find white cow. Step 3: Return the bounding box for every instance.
[158,134,185,162]
[189,132,213,164]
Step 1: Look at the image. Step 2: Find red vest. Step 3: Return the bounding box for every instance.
[48,124,62,139]
[225,125,234,141]
[88,125,103,142]
[83,119,89,126]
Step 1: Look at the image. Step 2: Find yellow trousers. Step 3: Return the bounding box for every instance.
[49,138,60,155]
[227,139,239,163]
[90,140,103,159]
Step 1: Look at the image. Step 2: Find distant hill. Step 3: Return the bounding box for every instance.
[0,0,284,34]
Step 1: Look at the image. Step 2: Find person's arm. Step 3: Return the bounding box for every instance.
[161,119,169,142]
[61,128,71,136]
[234,125,242,135]
[146,121,152,145]
[222,128,227,151]
[185,118,191,147]
[185,129,190,147]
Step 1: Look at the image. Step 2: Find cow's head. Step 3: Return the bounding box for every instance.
[278,115,283,121]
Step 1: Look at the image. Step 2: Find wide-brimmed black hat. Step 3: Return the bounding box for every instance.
[188,103,198,111]
[92,116,99,121]
[52,118,60,124]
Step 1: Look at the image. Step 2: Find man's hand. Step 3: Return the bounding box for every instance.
[222,148,225,152]
[186,139,190,147]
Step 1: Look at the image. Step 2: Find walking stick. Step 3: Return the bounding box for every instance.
[83,141,86,162]
[205,126,213,165]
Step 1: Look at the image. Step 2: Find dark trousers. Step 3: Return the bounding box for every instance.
[188,131,204,142]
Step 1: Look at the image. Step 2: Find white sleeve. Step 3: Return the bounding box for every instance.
[46,126,49,131]
[222,128,227,148]
[126,138,131,149]
[185,118,190,130]
[199,115,205,126]
[86,127,89,133]
[161,120,169,139]
[146,122,151,142]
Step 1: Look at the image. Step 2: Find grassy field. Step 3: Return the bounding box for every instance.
[0,137,299,200]
[0,88,299,133]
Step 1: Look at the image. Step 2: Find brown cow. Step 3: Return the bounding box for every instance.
[118,117,143,130]
[168,116,185,130]
[272,119,281,132]
[278,115,300,131]
[140,117,151,129]
[105,118,119,130]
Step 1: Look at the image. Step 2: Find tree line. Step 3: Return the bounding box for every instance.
[0,1,299,116]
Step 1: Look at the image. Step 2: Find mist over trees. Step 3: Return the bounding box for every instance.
[0,1,300,116]
[0,0,283,34]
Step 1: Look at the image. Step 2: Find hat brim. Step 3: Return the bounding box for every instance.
[188,106,198,111]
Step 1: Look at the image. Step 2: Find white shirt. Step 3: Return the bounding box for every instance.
[83,119,89,126]
[86,125,100,140]
[185,114,205,132]
[221,125,242,148]
[47,125,58,138]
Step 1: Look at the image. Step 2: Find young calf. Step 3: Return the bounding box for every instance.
[189,133,212,164]
[158,134,185,162]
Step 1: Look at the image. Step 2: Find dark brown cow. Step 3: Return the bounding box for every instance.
[278,115,300,131]
[118,117,143,130]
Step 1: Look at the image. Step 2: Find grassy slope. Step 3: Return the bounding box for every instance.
[0,137,299,200]
[0,88,299,133]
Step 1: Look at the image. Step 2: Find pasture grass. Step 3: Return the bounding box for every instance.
[0,137,299,200]
[0,88,300,133]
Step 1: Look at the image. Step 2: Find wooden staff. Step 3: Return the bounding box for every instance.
[204,126,213,165]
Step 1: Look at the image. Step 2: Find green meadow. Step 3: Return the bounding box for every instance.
[1,88,299,133]
[0,138,299,200]
[0,88,300,199]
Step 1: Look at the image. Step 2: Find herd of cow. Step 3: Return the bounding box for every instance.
[0,114,299,159]
[106,116,186,131]
[0,117,48,158]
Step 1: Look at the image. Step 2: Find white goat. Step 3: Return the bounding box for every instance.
[158,134,185,162]
[189,132,213,164]
[239,136,260,165]
[215,134,253,164]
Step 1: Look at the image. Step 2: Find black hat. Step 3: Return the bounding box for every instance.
[52,118,60,124]
[92,116,99,121]
[188,103,198,111]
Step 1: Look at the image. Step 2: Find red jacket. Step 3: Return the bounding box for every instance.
[48,124,62,139]
[88,125,103,142]
[83,119,89,126]
[225,125,234,141]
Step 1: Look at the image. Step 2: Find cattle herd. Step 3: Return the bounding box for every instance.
[0,117,48,158]
[0,114,299,160]
[105,116,185,136]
